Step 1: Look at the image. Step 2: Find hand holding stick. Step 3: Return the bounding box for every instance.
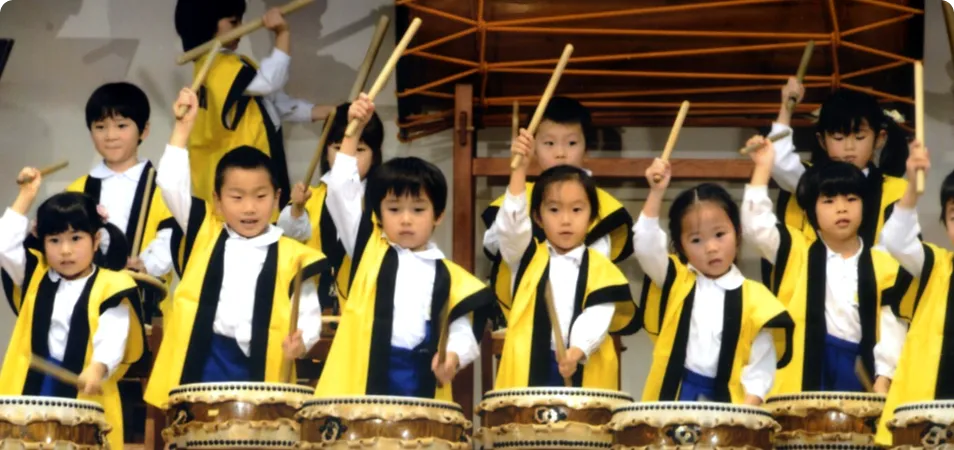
[279,258,304,384]
[543,281,572,387]
[653,101,690,183]
[345,17,423,137]
[511,44,574,170]
[786,41,815,112]
[915,60,926,194]
[30,355,81,388]
[739,129,792,155]
[176,40,222,119]
[17,161,68,185]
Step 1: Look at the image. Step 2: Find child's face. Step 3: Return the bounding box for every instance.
[814,193,863,243]
[43,227,98,280]
[817,119,886,171]
[534,181,592,254]
[216,16,242,50]
[944,200,954,245]
[679,202,737,278]
[213,167,279,238]
[379,191,442,251]
[535,120,585,171]
[90,116,146,170]
[327,142,374,180]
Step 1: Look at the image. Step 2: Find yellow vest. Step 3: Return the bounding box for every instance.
[494,242,638,390]
[0,264,144,450]
[640,256,792,403]
[144,201,326,408]
[314,211,494,401]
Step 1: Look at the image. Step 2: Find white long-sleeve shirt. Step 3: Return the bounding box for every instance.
[0,209,130,377]
[494,189,615,358]
[276,176,368,243]
[225,48,314,128]
[881,205,925,278]
[322,153,480,368]
[157,144,322,355]
[633,213,777,399]
[741,184,907,378]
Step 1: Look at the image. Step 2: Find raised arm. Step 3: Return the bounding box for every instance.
[158,88,200,231]
[244,9,291,96]
[633,158,673,286]
[323,96,372,257]
[882,141,929,277]
[741,135,782,264]
[0,167,44,287]
[495,128,536,268]
[771,77,807,193]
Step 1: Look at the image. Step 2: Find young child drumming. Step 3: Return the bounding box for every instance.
[635,159,792,405]
[875,141,954,444]
[492,128,637,389]
[770,80,909,245]
[278,102,384,311]
[68,82,175,316]
[742,136,910,395]
[314,95,494,400]
[0,172,145,450]
[144,88,327,408]
[174,0,334,206]
[482,97,633,316]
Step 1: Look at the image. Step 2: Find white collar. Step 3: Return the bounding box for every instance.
[89,159,147,181]
[224,224,283,247]
[48,265,97,283]
[390,239,445,260]
[546,241,586,266]
[688,263,745,290]
[823,237,864,262]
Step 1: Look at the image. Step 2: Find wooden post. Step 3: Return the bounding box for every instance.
[452,84,476,420]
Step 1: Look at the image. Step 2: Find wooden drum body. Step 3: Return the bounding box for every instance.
[477,388,633,449]
[766,392,885,445]
[162,382,313,449]
[0,397,110,450]
[297,396,472,449]
[889,401,954,448]
[609,402,778,449]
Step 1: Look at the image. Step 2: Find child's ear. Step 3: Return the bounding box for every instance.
[434,212,445,227]
[816,132,827,151]
[532,210,543,228]
[213,191,224,217]
[140,121,151,142]
[874,128,888,152]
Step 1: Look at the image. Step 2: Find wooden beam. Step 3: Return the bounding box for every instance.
[451,83,476,420]
[472,157,755,180]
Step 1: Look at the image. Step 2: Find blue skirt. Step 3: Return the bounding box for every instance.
[679,369,717,402]
[821,334,863,392]
[200,334,252,383]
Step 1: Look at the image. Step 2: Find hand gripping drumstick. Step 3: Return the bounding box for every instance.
[652,101,691,183]
[130,167,155,258]
[280,258,305,384]
[176,0,314,65]
[345,17,423,137]
[543,280,572,387]
[915,60,926,194]
[738,129,793,155]
[511,44,575,170]
[176,40,222,120]
[786,40,815,113]
[30,355,82,388]
[17,161,69,185]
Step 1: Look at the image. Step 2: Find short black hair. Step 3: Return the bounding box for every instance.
[365,157,447,219]
[795,161,866,230]
[319,102,384,175]
[531,96,593,149]
[36,192,128,271]
[668,183,741,260]
[530,165,600,222]
[214,146,279,194]
[174,0,246,52]
[85,82,150,137]
[940,169,954,223]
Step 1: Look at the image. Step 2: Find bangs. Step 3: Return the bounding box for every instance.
[816,167,866,199]
[530,165,599,221]
[366,157,447,218]
[940,170,954,222]
[36,193,101,240]
[816,89,885,136]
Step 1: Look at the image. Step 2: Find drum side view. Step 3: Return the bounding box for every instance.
[0,396,111,450]
[609,402,778,450]
[889,401,954,448]
[765,392,885,445]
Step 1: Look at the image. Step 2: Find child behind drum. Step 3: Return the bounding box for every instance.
[634,157,792,405]
[493,128,638,390]
[0,170,145,450]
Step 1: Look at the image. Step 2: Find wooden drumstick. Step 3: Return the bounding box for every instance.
[915,60,925,194]
[30,355,81,388]
[176,40,222,119]
[437,302,450,368]
[738,129,793,155]
[176,0,314,65]
[510,44,575,170]
[652,101,690,183]
[345,17,423,137]
[130,167,155,258]
[279,258,305,384]
[302,109,337,186]
[512,100,520,140]
[786,40,815,112]
[543,280,572,387]
[17,161,69,185]
[855,357,874,392]
[350,15,391,101]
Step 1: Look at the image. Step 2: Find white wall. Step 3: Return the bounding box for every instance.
[1,0,952,405]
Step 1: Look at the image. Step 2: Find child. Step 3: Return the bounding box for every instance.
[143,88,327,408]
[174,0,334,206]
[482,97,633,315]
[0,172,145,450]
[69,81,175,316]
[314,95,494,400]
[278,102,384,311]
[770,80,909,245]
[875,141,952,444]
[634,159,792,405]
[742,136,910,395]
[492,127,638,389]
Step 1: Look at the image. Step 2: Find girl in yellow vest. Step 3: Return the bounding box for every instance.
[0,170,145,450]
[634,158,793,405]
[174,0,334,206]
